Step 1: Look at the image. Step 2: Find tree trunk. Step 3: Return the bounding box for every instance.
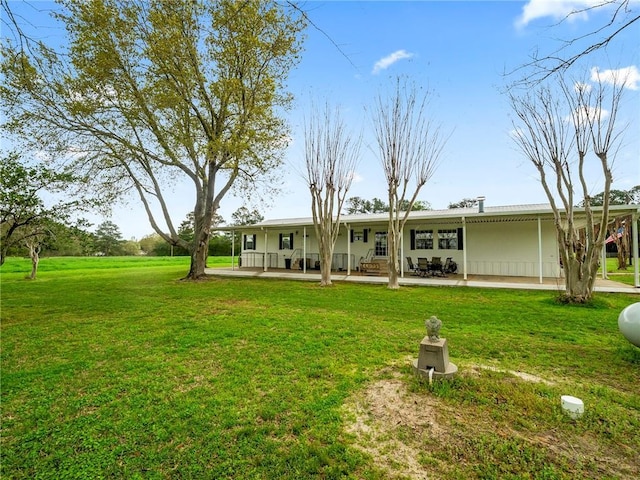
[185,231,210,280]
[562,257,598,303]
[320,253,332,286]
[317,217,334,286]
[614,216,629,270]
[28,244,40,280]
[387,227,401,290]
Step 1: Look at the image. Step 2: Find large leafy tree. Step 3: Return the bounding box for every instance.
[581,187,640,207]
[345,197,431,214]
[448,198,478,209]
[94,221,124,256]
[345,197,388,214]
[1,0,305,279]
[44,219,96,256]
[0,151,82,269]
[231,207,264,227]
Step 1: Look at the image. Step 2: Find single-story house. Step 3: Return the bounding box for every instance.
[222,202,640,286]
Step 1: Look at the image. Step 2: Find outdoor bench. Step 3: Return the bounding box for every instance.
[360,261,387,276]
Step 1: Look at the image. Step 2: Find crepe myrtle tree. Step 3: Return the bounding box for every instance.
[510,72,627,303]
[303,103,361,286]
[371,79,447,289]
[1,0,305,279]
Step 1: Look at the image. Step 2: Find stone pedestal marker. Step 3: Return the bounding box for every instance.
[413,316,458,380]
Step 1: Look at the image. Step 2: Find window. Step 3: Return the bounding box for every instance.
[374,232,387,256]
[243,234,256,250]
[350,229,368,243]
[279,233,294,250]
[411,229,433,250]
[438,229,458,250]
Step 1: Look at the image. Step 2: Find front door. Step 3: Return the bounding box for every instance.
[375,231,388,257]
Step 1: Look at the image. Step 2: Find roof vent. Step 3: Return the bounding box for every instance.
[477,196,485,213]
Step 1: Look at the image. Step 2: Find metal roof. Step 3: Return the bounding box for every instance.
[216,203,639,230]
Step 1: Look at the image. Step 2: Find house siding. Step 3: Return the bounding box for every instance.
[228,204,638,282]
[464,220,560,277]
[240,219,560,278]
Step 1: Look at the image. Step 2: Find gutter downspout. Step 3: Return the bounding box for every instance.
[538,217,543,284]
[462,216,468,280]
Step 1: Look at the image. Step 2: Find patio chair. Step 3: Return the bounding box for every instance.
[444,257,458,274]
[417,257,430,277]
[406,257,419,276]
[429,257,445,276]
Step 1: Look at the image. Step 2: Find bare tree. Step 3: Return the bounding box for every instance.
[510,73,626,302]
[304,104,361,286]
[512,0,639,85]
[372,80,447,289]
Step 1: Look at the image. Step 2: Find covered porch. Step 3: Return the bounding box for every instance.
[221,203,640,288]
[206,266,639,294]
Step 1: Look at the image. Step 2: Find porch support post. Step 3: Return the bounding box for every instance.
[633,213,639,288]
[462,216,468,280]
[538,217,543,284]
[263,229,268,272]
[346,224,351,276]
[231,229,235,271]
[400,227,405,278]
[303,226,307,274]
[601,240,608,280]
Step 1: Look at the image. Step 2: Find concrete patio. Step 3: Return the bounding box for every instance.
[206,267,639,294]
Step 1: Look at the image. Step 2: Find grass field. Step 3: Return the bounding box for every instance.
[1,257,639,479]
[601,257,639,286]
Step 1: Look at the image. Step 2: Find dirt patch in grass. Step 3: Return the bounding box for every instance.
[343,374,450,480]
[466,363,557,385]
[343,369,639,479]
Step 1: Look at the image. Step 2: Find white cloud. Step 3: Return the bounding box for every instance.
[565,105,609,127]
[591,66,640,90]
[349,171,364,184]
[515,0,605,28]
[372,50,414,75]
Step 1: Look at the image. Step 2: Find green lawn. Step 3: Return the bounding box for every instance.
[602,257,638,286]
[1,257,639,479]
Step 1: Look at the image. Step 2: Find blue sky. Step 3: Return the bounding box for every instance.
[3,0,639,240]
[280,1,639,221]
